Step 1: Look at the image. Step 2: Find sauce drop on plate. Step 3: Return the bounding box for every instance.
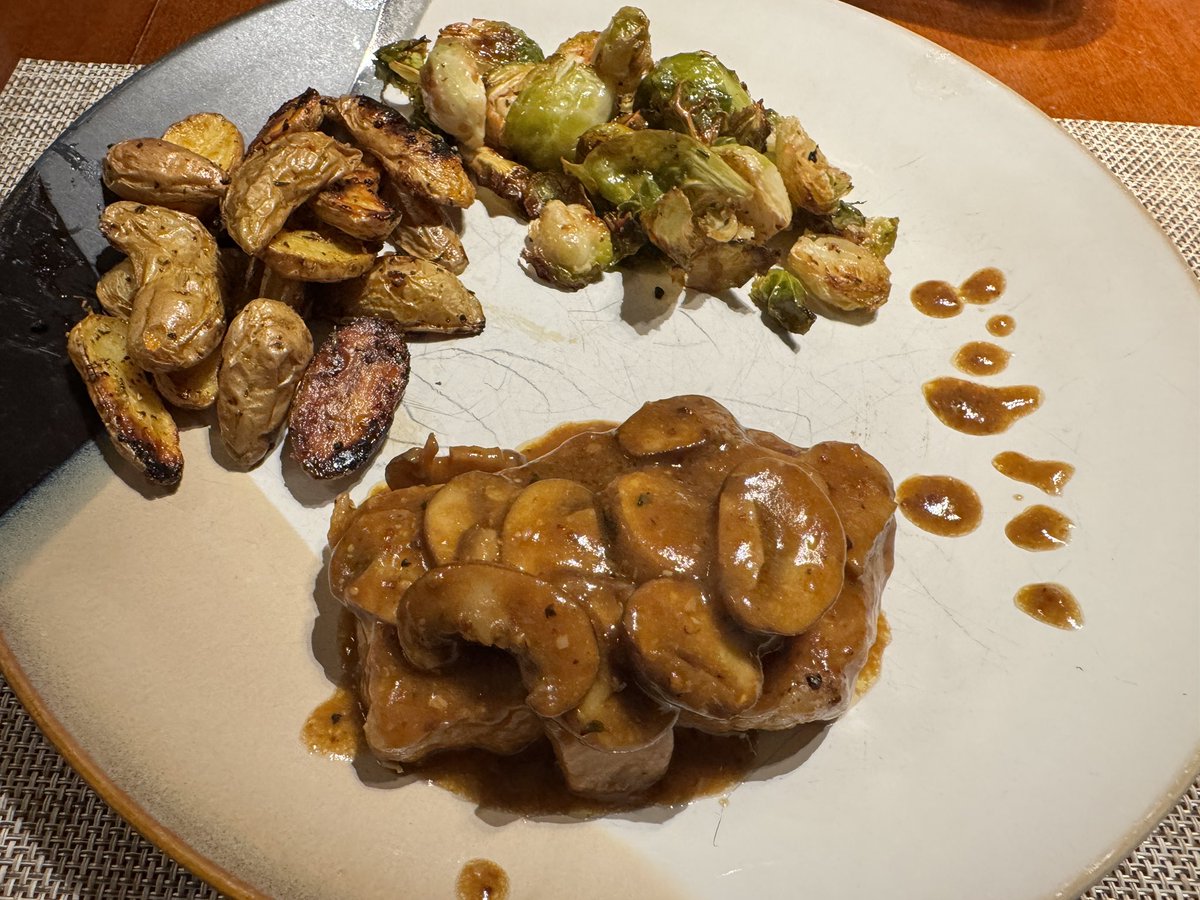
[986,314,1016,337]
[457,859,509,900]
[922,377,1042,435]
[896,475,983,536]
[959,267,1006,304]
[953,341,1011,376]
[910,280,963,318]
[1015,583,1083,630]
[992,451,1075,496]
[1005,505,1074,550]
[302,610,364,761]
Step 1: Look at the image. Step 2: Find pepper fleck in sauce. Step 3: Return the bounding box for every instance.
[301,611,364,761]
[1015,583,1083,630]
[986,314,1016,337]
[910,280,962,318]
[959,267,1006,304]
[896,475,983,537]
[922,377,1042,435]
[992,451,1075,496]
[952,341,1011,377]
[457,859,509,900]
[1004,505,1074,551]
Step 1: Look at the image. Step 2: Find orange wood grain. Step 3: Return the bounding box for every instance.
[1,0,1197,124]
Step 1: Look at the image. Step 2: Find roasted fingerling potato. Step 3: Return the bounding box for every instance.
[95,258,137,320]
[217,299,315,468]
[221,131,362,255]
[310,157,402,242]
[99,201,226,374]
[161,112,245,174]
[336,254,485,335]
[67,313,184,485]
[390,193,468,274]
[153,348,221,411]
[102,138,228,218]
[260,219,381,283]
[246,88,325,157]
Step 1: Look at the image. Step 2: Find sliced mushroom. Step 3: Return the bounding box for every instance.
[716,455,846,635]
[397,563,601,718]
[616,395,741,458]
[500,478,610,577]
[329,484,440,624]
[622,577,762,719]
[359,620,541,765]
[601,468,711,582]
[422,470,522,566]
[385,433,525,489]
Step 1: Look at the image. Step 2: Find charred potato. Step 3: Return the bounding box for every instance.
[95,258,137,320]
[310,157,402,241]
[335,254,484,335]
[221,131,362,255]
[246,88,325,156]
[390,193,468,275]
[328,95,475,209]
[259,220,380,283]
[154,349,221,410]
[66,314,183,485]
[288,317,411,479]
[161,112,245,174]
[102,138,227,217]
[99,201,225,373]
[217,299,315,468]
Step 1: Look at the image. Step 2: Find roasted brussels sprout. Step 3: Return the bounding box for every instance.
[438,19,544,70]
[484,62,537,150]
[420,38,488,149]
[713,143,790,241]
[522,200,614,290]
[375,38,430,91]
[771,115,852,215]
[592,6,653,98]
[828,202,900,259]
[749,268,817,334]
[554,31,602,66]
[504,56,615,172]
[633,51,754,143]
[785,234,892,312]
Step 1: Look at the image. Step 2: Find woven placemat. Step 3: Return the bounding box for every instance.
[1,59,1197,899]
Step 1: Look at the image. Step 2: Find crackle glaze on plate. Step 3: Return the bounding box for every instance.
[1,0,1198,897]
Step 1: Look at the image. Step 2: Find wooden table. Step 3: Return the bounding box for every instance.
[0,0,1196,124]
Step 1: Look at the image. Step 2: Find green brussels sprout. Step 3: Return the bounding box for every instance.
[785,234,892,312]
[593,7,653,97]
[749,268,816,334]
[602,209,647,263]
[771,115,852,215]
[522,200,614,290]
[574,121,636,162]
[438,19,544,73]
[828,202,900,259]
[555,31,602,66]
[563,129,752,214]
[420,38,487,148]
[633,51,754,143]
[713,144,790,241]
[504,56,615,171]
[374,38,430,91]
[484,62,537,150]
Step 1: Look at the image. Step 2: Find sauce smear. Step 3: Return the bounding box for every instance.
[910,280,962,318]
[953,341,1011,377]
[959,267,1006,304]
[896,475,983,536]
[986,314,1016,337]
[457,859,509,900]
[1005,505,1074,550]
[923,377,1042,435]
[854,612,891,699]
[992,451,1075,496]
[1015,583,1083,630]
[302,611,364,761]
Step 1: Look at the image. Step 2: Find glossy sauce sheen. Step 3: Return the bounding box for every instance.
[895,475,982,536]
[910,280,962,318]
[992,451,1075,496]
[1005,505,1074,551]
[457,859,509,900]
[923,377,1042,435]
[1015,583,1083,629]
[953,341,1011,377]
[302,611,363,760]
[959,267,1006,304]
[986,314,1016,337]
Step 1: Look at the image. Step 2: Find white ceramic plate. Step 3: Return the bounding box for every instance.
[2,0,1198,897]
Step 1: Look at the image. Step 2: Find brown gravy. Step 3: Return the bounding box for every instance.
[910,280,962,318]
[1004,505,1074,551]
[518,419,619,459]
[457,859,510,900]
[854,612,891,700]
[952,341,1011,377]
[302,611,364,761]
[992,451,1075,496]
[959,267,1006,304]
[1015,583,1083,630]
[895,475,983,536]
[986,314,1016,337]
[922,377,1042,435]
